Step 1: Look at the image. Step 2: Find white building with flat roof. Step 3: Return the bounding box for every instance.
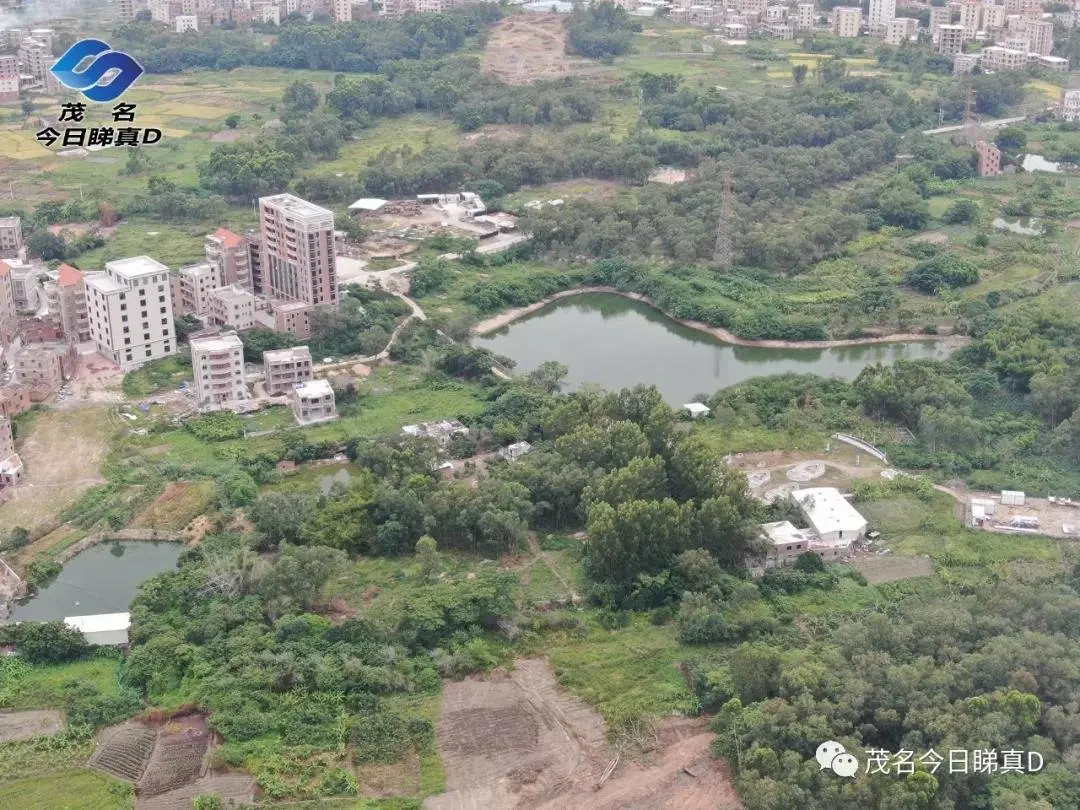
[833,6,861,37]
[85,257,176,369]
[263,345,312,395]
[208,284,255,331]
[760,520,816,567]
[1062,89,1080,123]
[64,612,130,646]
[791,487,867,550]
[191,333,247,411]
[291,378,337,424]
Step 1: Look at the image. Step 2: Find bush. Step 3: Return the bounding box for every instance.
[677,593,731,645]
[187,411,245,442]
[15,621,90,665]
[941,199,979,224]
[902,254,979,294]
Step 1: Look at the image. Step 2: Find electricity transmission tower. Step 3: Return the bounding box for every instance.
[713,170,733,269]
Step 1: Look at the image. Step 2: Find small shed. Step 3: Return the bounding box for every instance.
[683,402,711,419]
[1001,490,1026,506]
[348,198,388,215]
[64,612,130,646]
[500,441,533,461]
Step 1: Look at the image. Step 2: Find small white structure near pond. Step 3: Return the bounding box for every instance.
[683,402,711,419]
[64,612,131,646]
[791,487,867,553]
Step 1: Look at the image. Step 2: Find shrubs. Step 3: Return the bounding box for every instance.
[187,411,244,442]
[902,253,980,294]
[13,621,91,665]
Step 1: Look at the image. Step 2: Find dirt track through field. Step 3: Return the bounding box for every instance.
[0,710,63,743]
[426,659,741,810]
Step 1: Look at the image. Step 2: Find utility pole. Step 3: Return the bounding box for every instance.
[713,169,733,270]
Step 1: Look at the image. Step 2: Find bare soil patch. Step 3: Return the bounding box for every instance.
[209,129,244,142]
[851,554,934,584]
[90,721,157,782]
[137,773,256,810]
[0,710,63,743]
[137,715,211,798]
[426,660,740,810]
[482,15,599,85]
[130,481,214,532]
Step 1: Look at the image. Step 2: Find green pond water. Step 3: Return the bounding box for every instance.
[10,541,183,622]
[474,293,954,403]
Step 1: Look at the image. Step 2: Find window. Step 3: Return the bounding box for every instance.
[124,337,131,345]
[122,314,128,322]
[159,295,165,303]
[123,326,129,333]
[145,349,152,357]
[160,307,166,314]
[161,318,168,325]
[143,332,150,341]
[120,303,127,311]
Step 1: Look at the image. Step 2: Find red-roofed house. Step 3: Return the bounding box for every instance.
[205,228,252,290]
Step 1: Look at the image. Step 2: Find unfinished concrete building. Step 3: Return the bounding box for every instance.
[263,345,312,395]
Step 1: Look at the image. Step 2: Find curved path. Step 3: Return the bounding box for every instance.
[472,287,969,350]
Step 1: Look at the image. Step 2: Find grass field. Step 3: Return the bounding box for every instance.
[0,770,133,810]
[0,129,52,160]
[0,657,124,711]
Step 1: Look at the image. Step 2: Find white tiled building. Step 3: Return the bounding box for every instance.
[1062,89,1080,123]
[191,333,248,411]
[178,262,220,317]
[208,284,256,331]
[290,379,337,424]
[833,6,861,37]
[85,257,176,369]
[263,345,312,395]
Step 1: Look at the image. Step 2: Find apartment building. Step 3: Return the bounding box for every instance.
[1024,19,1053,56]
[0,55,18,103]
[982,4,1005,30]
[1037,55,1069,72]
[118,0,136,21]
[208,284,256,331]
[332,0,352,21]
[263,345,312,395]
[868,0,894,29]
[259,194,338,309]
[44,263,90,343]
[271,300,313,339]
[178,263,220,317]
[981,45,1028,71]
[885,17,917,46]
[204,228,251,290]
[936,24,966,55]
[13,342,76,397]
[833,6,861,37]
[959,3,981,37]
[0,385,31,419]
[954,52,982,73]
[17,35,59,94]
[795,3,815,29]
[290,379,337,424]
[1061,89,1080,123]
[929,7,951,37]
[85,256,176,369]
[0,216,21,259]
[976,140,1003,177]
[191,333,248,411]
[8,260,44,311]
[0,262,16,346]
[0,415,23,491]
[244,231,263,294]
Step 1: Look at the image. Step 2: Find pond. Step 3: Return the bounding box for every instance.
[10,542,184,622]
[474,293,954,403]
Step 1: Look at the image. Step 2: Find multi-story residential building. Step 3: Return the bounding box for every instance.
[13,342,76,397]
[244,231,263,294]
[0,262,17,346]
[0,414,23,491]
[44,263,90,343]
[118,0,136,21]
[332,0,352,21]
[204,228,251,289]
[0,385,31,419]
[0,55,18,103]
[742,0,767,21]
[290,379,337,424]
[263,345,312,395]
[175,14,198,31]
[765,4,786,22]
[936,24,966,55]
[1062,89,1080,123]
[271,300,312,339]
[868,0,895,29]
[17,35,59,94]
[208,284,256,331]
[258,4,281,24]
[1024,19,1053,56]
[982,4,1005,30]
[259,194,338,310]
[959,3,981,37]
[7,260,44,311]
[85,256,177,369]
[976,140,1003,176]
[981,45,1028,71]
[885,17,917,45]
[0,216,21,259]
[833,6,861,37]
[954,52,982,73]
[191,333,248,411]
[1037,55,1069,72]
[929,7,952,37]
[178,263,220,317]
[795,2,815,29]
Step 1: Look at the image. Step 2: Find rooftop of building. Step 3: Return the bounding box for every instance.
[264,345,311,363]
[191,333,244,352]
[0,216,20,228]
[791,487,868,536]
[760,520,817,547]
[179,262,215,277]
[57,263,83,287]
[271,299,312,313]
[211,284,255,302]
[105,255,169,279]
[259,193,334,221]
[84,272,126,294]
[294,378,333,398]
[211,227,245,249]
[64,612,131,634]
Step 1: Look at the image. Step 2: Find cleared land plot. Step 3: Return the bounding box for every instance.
[136,773,255,810]
[0,710,64,743]
[137,716,211,798]
[129,481,215,532]
[483,15,601,85]
[851,554,934,584]
[427,659,737,810]
[0,407,114,534]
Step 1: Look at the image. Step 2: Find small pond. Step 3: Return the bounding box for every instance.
[9,542,184,622]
